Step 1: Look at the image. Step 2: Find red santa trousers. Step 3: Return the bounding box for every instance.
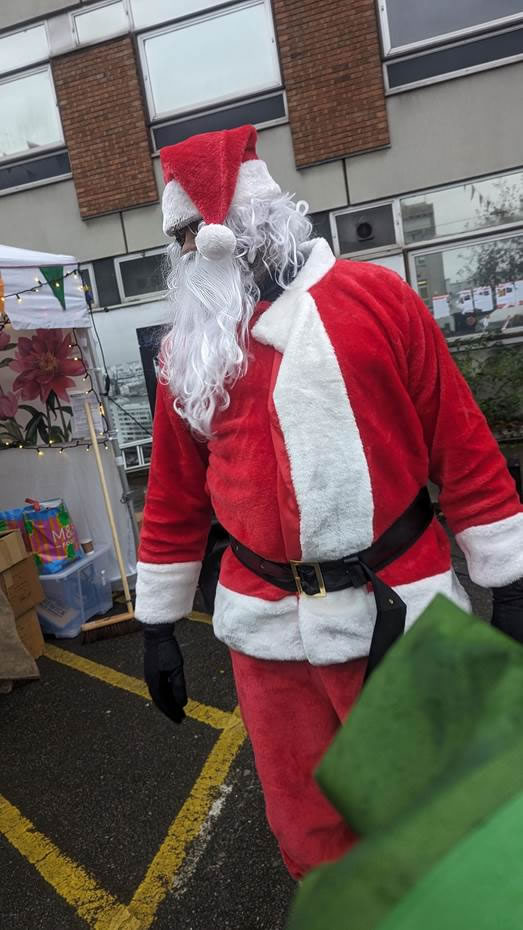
[229,649,367,879]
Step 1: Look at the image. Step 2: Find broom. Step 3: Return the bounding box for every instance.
[81,399,141,642]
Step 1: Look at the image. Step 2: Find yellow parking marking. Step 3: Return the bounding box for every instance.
[127,709,246,930]
[187,610,213,625]
[44,644,232,731]
[0,794,139,930]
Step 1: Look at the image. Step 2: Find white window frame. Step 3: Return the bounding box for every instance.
[330,199,404,258]
[138,0,281,121]
[0,21,50,77]
[384,23,523,95]
[71,0,130,48]
[407,227,523,338]
[377,0,523,57]
[114,248,166,303]
[0,64,65,164]
[121,437,153,471]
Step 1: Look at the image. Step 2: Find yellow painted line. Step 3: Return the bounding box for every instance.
[126,709,247,930]
[44,644,232,731]
[187,610,213,625]
[0,794,140,930]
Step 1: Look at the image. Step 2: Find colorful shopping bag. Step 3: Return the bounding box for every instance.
[23,499,83,574]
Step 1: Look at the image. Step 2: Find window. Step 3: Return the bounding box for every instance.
[130,0,221,30]
[152,91,286,149]
[0,24,48,75]
[380,0,523,55]
[0,67,63,161]
[0,151,70,194]
[114,250,166,301]
[410,232,523,336]
[331,202,401,256]
[79,265,98,308]
[401,172,523,245]
[140,0,280,120]
[73,1,129,45]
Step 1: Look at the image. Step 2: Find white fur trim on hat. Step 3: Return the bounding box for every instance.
[162,158,281,238]
[195,224,237,260]
[162,180,200,237]
[233,158,281,205]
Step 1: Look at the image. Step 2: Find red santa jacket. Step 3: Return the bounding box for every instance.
[136,238,523,664]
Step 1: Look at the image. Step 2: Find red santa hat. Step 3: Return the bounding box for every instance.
[160,124,281,260]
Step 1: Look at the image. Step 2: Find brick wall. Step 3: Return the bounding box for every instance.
[53,36,158,219]
[272,0,390,167]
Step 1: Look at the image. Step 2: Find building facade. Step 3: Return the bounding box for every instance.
[1,0,522,467]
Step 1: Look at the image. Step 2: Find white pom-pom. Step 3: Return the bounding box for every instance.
[195,224,236,260]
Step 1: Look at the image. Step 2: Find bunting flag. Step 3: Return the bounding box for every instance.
[287,595,523,930]
[39,265,66,310]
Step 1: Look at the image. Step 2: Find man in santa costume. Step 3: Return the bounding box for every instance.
[136,124,523,880]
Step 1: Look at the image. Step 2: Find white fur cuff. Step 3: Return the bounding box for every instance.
[456,512,523,587]
[135,560,201,624]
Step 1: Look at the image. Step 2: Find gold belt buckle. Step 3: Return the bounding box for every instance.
[290,560,327,598]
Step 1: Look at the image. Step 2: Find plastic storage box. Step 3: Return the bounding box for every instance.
[36,545,112,638]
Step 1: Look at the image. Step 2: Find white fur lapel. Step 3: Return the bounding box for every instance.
[253,238,375,560]
[252,238,336,351]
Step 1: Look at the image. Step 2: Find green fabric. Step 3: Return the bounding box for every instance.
[286,596,523,930]
[379,789,523,930]
[317,595,523,835]
[40,265,65,310]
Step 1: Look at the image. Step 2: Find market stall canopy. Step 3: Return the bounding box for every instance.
[0,244,90,330]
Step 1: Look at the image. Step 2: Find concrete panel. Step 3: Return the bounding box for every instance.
[121,159,166,252]
[257,125,347,213]
[346,63,523,203]
[0,180,125,261]
[1,0,78,28]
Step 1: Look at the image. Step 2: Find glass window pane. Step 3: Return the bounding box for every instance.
[0,151,70,191]
[0,25,48,76]
[119,254,165,298]
[130,0,220,30]
[401,172,523,244]
[144,2,279,117]
[0,69,63,160]
[387,26,523,88]
[385,0,523,48]
[413,233,523,336]
[74,2,128,44]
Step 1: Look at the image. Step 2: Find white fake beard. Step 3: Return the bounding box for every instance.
[162,250,256,439]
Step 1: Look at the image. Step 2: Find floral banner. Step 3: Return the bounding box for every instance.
[0,327,85,447]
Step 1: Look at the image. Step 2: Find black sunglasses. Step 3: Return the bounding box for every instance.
[174,222,200,248]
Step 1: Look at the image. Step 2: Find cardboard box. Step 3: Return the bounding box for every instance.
[0,529,27,573]
[0,555,44,618]
[16,607,44,659]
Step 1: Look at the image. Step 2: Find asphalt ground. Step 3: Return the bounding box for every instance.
[0,533,490,930]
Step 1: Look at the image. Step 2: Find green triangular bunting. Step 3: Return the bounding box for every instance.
[40,265,66,310]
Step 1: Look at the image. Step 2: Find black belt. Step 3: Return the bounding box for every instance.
[230,487,434,681]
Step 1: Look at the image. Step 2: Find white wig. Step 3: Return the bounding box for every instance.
[160,193,313,439]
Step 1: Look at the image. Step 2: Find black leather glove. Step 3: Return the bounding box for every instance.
[143,623,188,723]
[491,577,523,645]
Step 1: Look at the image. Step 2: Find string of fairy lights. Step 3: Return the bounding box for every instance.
[0,267,86,308]
[0,266,115,456]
